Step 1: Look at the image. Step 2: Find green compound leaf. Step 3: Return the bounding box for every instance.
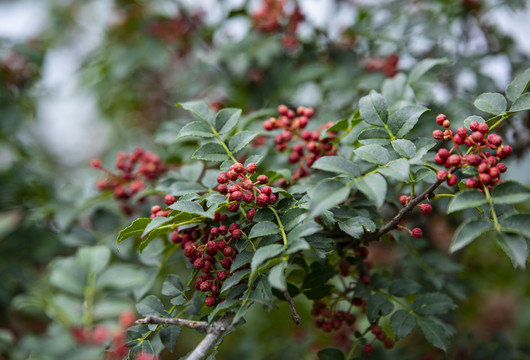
[392,139,416,159]
[317,348,345,360]
[492,180,530,205]
[356,173,387,208]
[249,221,280,239]
[116,218,151,247]
[176,121,215,140]
[311,156,360,177]
[412,293,456,315]
[389,278,421,297]
[446,190,488,214]
[192,143,230,162]
[136,295,166,317]
[366,293,394,323]
[215,108,242,134]
[177,101,215,125]
[268,261,288,291]
[308,179,351,217]
[388,105,429,138]
[450,218,493,253]
[354,144,390,165]
[229,131,258,153]
[506,67,530,102]
[359,90,388,126]
[159,326,181,353]
[474,92,507,115]
[378,158,410,182]
[496,232,528,269]
[509,92,530,112]
[500,213,530,237]
[417,317,450,352]
[338,216,376,239]
[408,58,451,86]
[391,310,417,340]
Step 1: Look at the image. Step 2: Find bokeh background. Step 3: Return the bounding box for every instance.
[1,1,530,359]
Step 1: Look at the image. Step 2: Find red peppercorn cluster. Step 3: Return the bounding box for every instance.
[251,1,303,50]
[432,114,512,191]
[263,105,337,181]
[311,301,357,333]
[91,147,166,215]
[216,162,277,216]
[170,212,251,307]
[364,53,399,78]
[366,325,395,351]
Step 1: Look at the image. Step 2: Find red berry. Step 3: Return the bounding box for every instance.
[437,148,450,159]
[420,204,432,214]
[487,134,502,147]
[257,175,269,184]
[90,158,102,168]
[227,203,240,212]
[288,152,300,163]
[242,192,254,203]
[229,191,243,202]
[370,325,382,335]
[435,114,447,125]
[301,130,312,141]
[200,281,212,292]
[479,173,491,184]
[447,154,461,167]
[465,178,479,189]
[447,175,458,186]
[321,322,332,332]
[171,230,180,244]
[263,120,274,131]
[432,130,444,140]
[227,170,238,181]
[219,225,228,235]
[360,276,371,285]
[246,163,257,173]
[231,229,242,240]
[268,193,278,205]
[118,310,136,328]
[469,121,479,131]
[151,205,161,214]
[465,154,481,166]
[217,271,228,281]
[489,167,500,179]
[205,297,216,307]
[442,119,451,128]
[477,122,489,134]
[399,195,409,206]
[164,194,176,206]
[194,258,205,269]
[243,179,254,190]
[304,107,314,118]
[221,258,232,270]
[383,338,395,349]
[278,104,288,115]
[453,134,465,145]
[470,131,484,143]
[376,332,387,341]
[457,127,468,138]
[499,145,512,159]
[412,228,422,238]
[216,240,227,251]
[256,193,269,207]
[246,208,256,220]
[434,154,445,164]
[261,185,272,195]
[352,297,363,306]
[217,172,229,184]
[436,170,448,181]
[223,247,233,257]
[496,163,507,173]
[231,162,245,174]
[363,344,374,354]
[217,184,228,194]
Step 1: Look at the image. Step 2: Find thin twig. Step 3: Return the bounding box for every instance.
[135,315,208,330]
[282,290,301,325]
[362,179,444,242]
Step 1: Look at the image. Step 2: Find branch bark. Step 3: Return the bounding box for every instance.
[135,315,208,330]
[282,290,301,324]
[136,313,235,360]
[188,312,235,360]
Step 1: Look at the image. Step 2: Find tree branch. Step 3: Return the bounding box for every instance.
[282,290,301,325]
[188,312,235,360]
[135,315,208,330]
[136,313,235,360]
[362,179,444,242]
